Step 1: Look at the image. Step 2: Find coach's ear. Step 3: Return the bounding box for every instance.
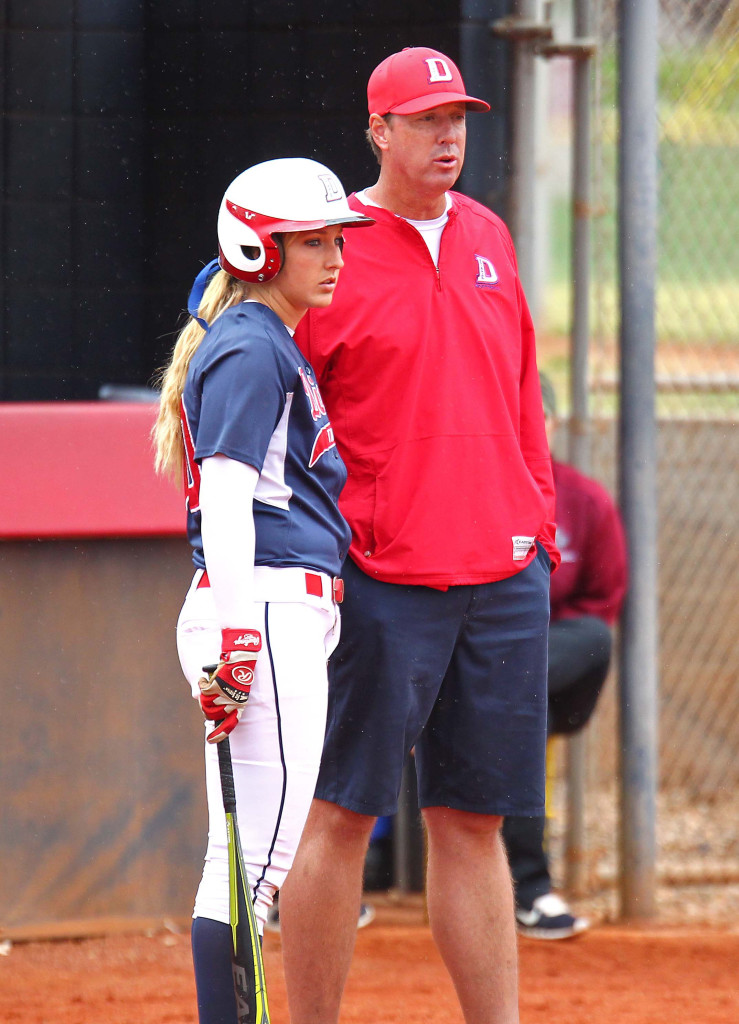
[369,113,391,155]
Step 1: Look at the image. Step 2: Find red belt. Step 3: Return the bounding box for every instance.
[197,569,344,604]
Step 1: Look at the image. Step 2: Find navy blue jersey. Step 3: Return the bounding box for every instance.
[181,302,351,576]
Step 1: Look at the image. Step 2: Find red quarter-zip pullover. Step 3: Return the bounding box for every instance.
[295,190,559,586]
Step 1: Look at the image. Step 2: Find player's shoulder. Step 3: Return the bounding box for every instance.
[194,303,286,371]
[210,302,282,346]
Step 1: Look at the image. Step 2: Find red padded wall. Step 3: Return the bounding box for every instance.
[0,403,185,538]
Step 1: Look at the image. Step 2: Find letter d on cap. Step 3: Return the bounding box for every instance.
[425,58,453,83]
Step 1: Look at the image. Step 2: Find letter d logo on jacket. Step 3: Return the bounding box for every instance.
[474,254,499,290]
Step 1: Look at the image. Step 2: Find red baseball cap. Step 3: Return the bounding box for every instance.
[367,47,490,116]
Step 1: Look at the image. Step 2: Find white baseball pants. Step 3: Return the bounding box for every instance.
[176,566,341,933]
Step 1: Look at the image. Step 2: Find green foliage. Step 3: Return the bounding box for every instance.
[598,39,739,113]
[544,40,739,347]
[660,41,739,112]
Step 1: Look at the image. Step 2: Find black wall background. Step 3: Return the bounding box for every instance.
[1,0,513,401]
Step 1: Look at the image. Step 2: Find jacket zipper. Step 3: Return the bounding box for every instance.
[379,200,457,291]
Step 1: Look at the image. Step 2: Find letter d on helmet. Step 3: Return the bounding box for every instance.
[217,157,373,283]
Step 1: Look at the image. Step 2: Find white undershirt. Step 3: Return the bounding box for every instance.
[198,306,295,632]
[199,454,259,629]
[355,189,451,267]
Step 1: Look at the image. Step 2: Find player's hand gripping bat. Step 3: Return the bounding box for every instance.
[200,629,262,743]
[216,732,271,1024]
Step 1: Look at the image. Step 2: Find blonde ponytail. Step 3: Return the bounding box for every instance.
[152,270,248,479]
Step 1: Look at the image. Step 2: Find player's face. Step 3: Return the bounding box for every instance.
[381,103,467,196]
[269,226,345,326]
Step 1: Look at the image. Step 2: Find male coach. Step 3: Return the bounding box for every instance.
[280,47,559,1024]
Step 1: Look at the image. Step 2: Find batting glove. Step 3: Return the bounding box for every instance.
[198,627,262,744]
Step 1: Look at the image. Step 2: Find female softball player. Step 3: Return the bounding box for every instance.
[153,157,373,1023]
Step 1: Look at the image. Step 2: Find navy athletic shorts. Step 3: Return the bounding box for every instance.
[315,549,551,818]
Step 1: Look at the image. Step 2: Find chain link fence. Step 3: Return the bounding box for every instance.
[538,0,739,908]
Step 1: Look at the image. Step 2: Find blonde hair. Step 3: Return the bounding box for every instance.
[152,269,248,479]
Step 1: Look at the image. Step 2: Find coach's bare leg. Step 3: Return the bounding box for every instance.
[423,807,519,1024]
[280,798,376,1024]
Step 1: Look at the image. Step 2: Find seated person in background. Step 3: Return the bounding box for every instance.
[502,371,628,940]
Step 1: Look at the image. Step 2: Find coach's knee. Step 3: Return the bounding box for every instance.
[423,806,504,849]
[303,798,377,849]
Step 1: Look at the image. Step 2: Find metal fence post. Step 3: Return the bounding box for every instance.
[563,0,597,897]
[507,0,544,305]
[617,0,659,919]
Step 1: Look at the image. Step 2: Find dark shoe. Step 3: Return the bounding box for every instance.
[264,901,281,933]
[515,893,590,940]
[264,900,375,933]
[357,902,376,929]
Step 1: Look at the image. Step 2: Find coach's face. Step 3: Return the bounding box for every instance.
[373,102,467,198]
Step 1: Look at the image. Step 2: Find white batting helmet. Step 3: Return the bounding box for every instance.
[217,157,373,282]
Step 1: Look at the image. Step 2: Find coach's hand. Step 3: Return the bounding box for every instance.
[198,627,262,744]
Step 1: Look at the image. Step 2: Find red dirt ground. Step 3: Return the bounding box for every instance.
[1,902,737,1024]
